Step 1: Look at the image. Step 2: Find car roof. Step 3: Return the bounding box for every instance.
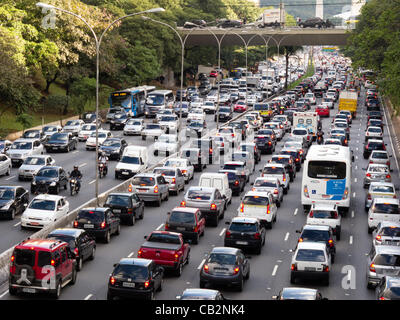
[118,258,152,267]
[211,247,239,255]
[172,206,199,213]
[231,217,258,224]
[16,239,66,251]
[32,194,64,201]
[182,288,219,298]
[296,242,327,250]
[79,207,109,212]
[48,228,83,237]
[302,224,330,231]
[281,287,317,298]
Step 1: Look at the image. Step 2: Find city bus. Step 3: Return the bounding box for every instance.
[302,145,352,216]
[109,85,155,117]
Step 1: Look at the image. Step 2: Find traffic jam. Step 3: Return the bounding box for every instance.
[1,48,399,301]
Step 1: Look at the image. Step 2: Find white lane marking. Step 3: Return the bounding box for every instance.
[127,252,134,258]
[294,208,298,216]
[84,294,93,300]
[351,210,355,218]
[284,232,289,241]
[219,228,226,237]
[88,179,96,185]
[197,259,206,270]
[0,290,8,299]
[79,163,87,168]
[349,235,353,245]
[353,192,356,198]
[356,147,358,151]
[355,156,358,160]
[354,178,357,183]
[355,165,358,170]
[13,222,21,227]
[272,265,279,276]
[347,269,351,282]
[6,176,15,181]
[72,150,79,154]
[156,223,164,231]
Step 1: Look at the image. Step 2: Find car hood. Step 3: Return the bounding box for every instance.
[0,199,14,208]
[23,208,55,219]
[19,164,42,171]
[63,125,79,130]
[33,176,58,183]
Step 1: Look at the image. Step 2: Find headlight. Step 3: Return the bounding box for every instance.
[50,182,56,187]
[2,203,11,210]
[32,181,36,185]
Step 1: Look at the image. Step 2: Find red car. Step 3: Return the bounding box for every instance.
[315,105,330,117]
[138,231,190,276]
[209,70,218,78]
[234,101,247,112]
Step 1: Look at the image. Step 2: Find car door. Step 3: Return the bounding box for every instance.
[214,190,224,213]
[132,194,143,218]
[197,209,205,234]
[0,155,8,175]
[238,251,249,276]
[158,176,168,197]
[60,245,73,280]
[176,169,184,189]
[16,187,28,214]
[78,233,90,260]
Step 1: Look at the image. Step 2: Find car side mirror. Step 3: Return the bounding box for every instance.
[362,168,366,170]
[113,263,117,267]
[144,235,147,239]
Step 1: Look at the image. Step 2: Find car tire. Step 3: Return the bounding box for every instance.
[193,233,199,245]
[276,201,281,208]
[8,208,15,220]
[175,262,183,277]
[156,197,161,207]
[8,286,17,296]
[237,278,243,292]
[290,273,296,284]
[368,226,373,234]
[77,257,83,271]
[115,224,120,236]
[104,230,111,243]
[255,245,262,255]
[70,267,77,285]
[54,185,60,195]
[266,222,272,229]
[6,167,10,176]
[51,280,62,299]
[89,247,96,261]
[107,292,114,300]
[129,215,135,226]
[336,228,341,241]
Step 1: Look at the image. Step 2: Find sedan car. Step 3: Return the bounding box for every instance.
[44,132,77,153]
[62,119,84,137]
[200,247,249,291]
[86,130,112,150]
[369,150,392,170]
[78,124,98,142]
[233,100,247,113]
[363,164,391,188]
[217,19,243,28]
[30,166,69,195]
[18,155,55,181]
[22,129,46,143]
[42,125,62,140]
[0,186,29,220]
[99,138,127,161]
[153,134,179,157]
[306,203,341,240]
[315,105,330,117]
[123,119,144,136]
[104,192,144,225]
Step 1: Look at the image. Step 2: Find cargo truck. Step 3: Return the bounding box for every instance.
[339,91,358,118]
[253,8,286,28]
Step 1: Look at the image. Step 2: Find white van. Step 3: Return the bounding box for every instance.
[199,173,232,208]
[115,146,148,179]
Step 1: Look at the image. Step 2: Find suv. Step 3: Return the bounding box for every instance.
[73,207,121,243]
[44,132,77,153]
[104,192,145,225]
[9,239,77,298]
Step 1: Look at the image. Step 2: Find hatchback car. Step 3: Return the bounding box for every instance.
[153,166,185,195]
[31,166,68,195]
[368,198,400,233]
[369,151,392,170]
[123,119,144,136]
[363,164,391,188]
[200,247,250,291]
[99,138,127,161]
[0,186,29,220]
[18,155,55,181]
[365,182,397,211]
[104,192,144,225]
[372,221,400,247]
[270,155,296,181]
[364,139,386,159]
[365,126,383,142]
[252,177,283,206]
[306,203,341,240]
[129,173,169,207]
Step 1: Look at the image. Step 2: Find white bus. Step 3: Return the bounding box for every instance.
[302,145,353,216]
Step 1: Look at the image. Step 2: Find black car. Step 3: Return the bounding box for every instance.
[200,247,250,291]
[47,228,96,271]
[272,287,328,300]
[186,121,205,138]
[104,192,144,225]
[280,149,302,171]
[254,133,274,154]
[81,112,97,124]
[270,155,296,182]
[363,139,386,159]
[0,186,29,220]
[31,166,68,194]
[174,102,189,118]
[198,85,210,96]
[176,89,188,101]
[224,217,266,254]
[73,207,120,243]
[99,138,127,160]
[110,112,129,130]
[376,276,400,300]
[22,129,46,143]
[217,19,242,28]
[219,170,245,196]
[366,99,380,111]
[107,258,164,300]
[368,111,383,121]
[45,132,77,153]
[216,107,233,122]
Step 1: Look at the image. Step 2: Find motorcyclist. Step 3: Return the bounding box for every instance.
[316,129,324,144]
[98,152,109,175]
[69,165,82,191]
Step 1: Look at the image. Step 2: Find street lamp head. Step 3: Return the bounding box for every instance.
[36,2,55,9]
[141,15,150,21]
[144,7,165,13]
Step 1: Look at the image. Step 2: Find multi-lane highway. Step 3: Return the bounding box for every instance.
[0,73,396,300]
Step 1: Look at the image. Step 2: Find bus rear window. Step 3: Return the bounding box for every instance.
[308,161,346,179]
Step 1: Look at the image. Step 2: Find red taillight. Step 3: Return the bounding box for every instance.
[203,264,209,273]
[379,296,387,300]
[233,266,240,274]
[127,208,133,214]
[110,276,116,285]
[296,158,299,162]
[181,170,187,174]
[254,232,261,240]
[234,180,239,186]
[370,263,376,273]
[240,202,244,213]
[10,255,15,263]
[50,259,55,266]
[298,238,303,243]
[273,189,279,195]
[323,265,329,272]
[164,223,169,230]
[328,239,334,247]
[154,186,159,193]
[100,221,106,229]
[386,161,390,166]
[268,141,272,146]
[193,226,198,233]
[180,201,186,207]
[309,211,314,217]
[209,148,213,154]
[73,221,78,228]
[172,178,176,184]
[74,248,79,256]
[291,264,297,271]
[128,184,133,192]
[144,280,150,288]
[210,203,217,210]
[368,193,372,200]
[282,174,286,182]
[138,250,142,257]
[366,173,371,177]
[386,174,391,179]
[266,204,270,214]
[376,235,382,242]
[225,230,231,238]
[231,133,235,137]
[221,142,224,147]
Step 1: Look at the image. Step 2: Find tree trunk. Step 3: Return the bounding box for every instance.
[44,72,59,94]
[63,82,70,115]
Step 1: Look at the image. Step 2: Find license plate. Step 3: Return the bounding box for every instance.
[322,195,330,198]
[113,209,121,213]
[121,172,129,175]
[304,267,316,271]
[53,147,58,150]
[138,189,147,193]
[84,224,94,228]
[384,241,400,246]
[122,282,136,288]
[177,227,185,231]
[30,222,40,226]
[236,241,248,245]
[22,288,36,293]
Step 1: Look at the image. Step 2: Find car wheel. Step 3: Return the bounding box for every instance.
[8,286,17,296]
[276,201,281,208]
[51,280,62,299]
[193,233,199,244]
[107,292,114,300]
[8,208,15,220]
[104,230,111,243]
[367,282,374,290]
[129,214,136,226]
[70,267,77,285]
[115,224,120,236]
[89,247,96,260]
[6,167,10,176]
[290,273,296,284]
[255,245,262,255]
[77,257,83,271]
[368,226,373,234]
[175,262,183,277]
[54,185,60,195]
[237,278,243,292]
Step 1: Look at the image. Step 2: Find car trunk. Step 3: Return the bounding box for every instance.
[207,263,236,276]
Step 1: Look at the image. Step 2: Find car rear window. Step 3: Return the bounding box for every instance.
[13,249,35,267]
[368,127,382,133]
[301,230,330,242]
[381,227,400,237]
[105,195,130,207]
[223,164,244,171]
[229,222,257,232]
[113,264,148,280]
[77,210,104,222]
[368,142,384,149]
[295,249,326,262]
[153,169,175,177]
[169,211,196,224]
[310,210,337,219]
[47,235,75,249]
[132,177,156,186]
[374,254,400,266]
[372,152,388,159]
[243,196,269,206]
[272,157,290,164]
[254,180,276,188]
[37,251,53,267]
[373,203,400,214]
[369,166,389,173]
[371,186,395,193]
[263,166,284,174]
[187,190,212,201]
[147,233,180,244]
[208,253,236,265]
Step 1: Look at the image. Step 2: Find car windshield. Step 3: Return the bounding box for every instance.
[132,177,155,186]
[169,211,196,224]
[90,132,107,138]
[368,142,384,149]
[223,164,244,171]
[146,94,164,106]
[295,249,326,262]
[243,196,269,206]
[371,186,394,193]
[24,131,39,138]
[113,264,148,280]
[0,189,14,200]
[102,140,120,147]
[120,156,140,164]
[105,195,130,207]
[219,128,233,134]
[301,229,330,242]
[208,253,236,265]
[229,222,257,232]
[82,125,96,131]
[47,235,75,249]
[66,121,79,126]
[37,169,58,178]
[220,108,231,113]
[160,116,176,122]
[24,157,45,166]
[147,233,180,244]
[373,203,400,214]
[187,190,212,201]
[189,122,203,128]
[29,199,56,211]
[232,153,248,162]
[258,130,273,136]
[254,180,276,188]
[44,126,58,132]
[114,113,126,119]
[12,142,32,150]
[374,254,400,267]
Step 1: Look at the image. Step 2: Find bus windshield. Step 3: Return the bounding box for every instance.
[146,94,164,106]
[308,161,346,179]
[111,92,131,107]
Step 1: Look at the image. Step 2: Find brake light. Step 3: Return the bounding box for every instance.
[240,202,244,213]
[172,178,176,184]
[165,223,169,230]
[154,186,159,194]
[233,266,240,274]
[296,158,299,162]
[370,263,376,273]
[298,237,303,243]
[367,193,372,200]
[174,253,179,261]
[138,250,142,257]
[254,232,261,240]
[266,204,270,214]
[234,180,239,186]
[386,161,390,166]
[376,235,382,242]
[268,141,272,146]
[386,174,391,179]
[210,203,217,210]
[73,220,78,228]
[273,189,279,195]
[51,259,55,266]
[203,264,209,273]
[323,265,329,272]
[291,263,297,271]
[74,248,79,257]
[379,297,387,300]
[231,133,235,137]
[181,170,187,174]
[100,221,106,229]
[366,173,371,177]
[180,201,186,207]
[309,211,314,217]
[144,280,150,288]
[328,239,334,247]
[110,276,116,285]
[128,184,133,192]
[225,230,231,238]
[209,148,213,154]
[221,142,224,147]
[282,174,286,182]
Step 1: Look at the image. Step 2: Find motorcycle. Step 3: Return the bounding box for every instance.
[69,178,79,196]
[317,135,324,145]
[98,163,107,178]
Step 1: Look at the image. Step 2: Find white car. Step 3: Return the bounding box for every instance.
[0,154,11,177]
[153,134,179,156]
[190,97,203,109]
[365,126,383,142]
[217,127,241,147]
[158,115,179,134]
[202,101,216,114]
[155,109,175,123]
[21,194,69,229]
[368,198,400,234]
[321,98,334,109]
[306,203,341,240]
[85,130,112,150]
[252,176,283,207]
[141,123,165,141]
[232,151,255,175]
[290,242,331,286]
[18,155,55,181]
[42,125,62,140]
[260,163,290,194]
[187,108,205,123]
[123,119,144,136]
[247,95,257,106]
[78,123,98,142]
[62,119,84,137]
[163,158,194,183]
[290,127,311,147]
[264,122,284,141]
[365,182,397,211]
[372,221,400,246]
[7,139,44,167]
[368,150,391,170]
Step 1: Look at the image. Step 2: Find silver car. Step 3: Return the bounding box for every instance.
[18,155,55,181]
[372,222,400,247]
[363,164,391,188]
[251,177,283,207]
[129,173,169,207]
[366,245,400,289]
[181,186,225,226]
[369,150,392,170]
[153,166,185,195]
[123,119,144,136]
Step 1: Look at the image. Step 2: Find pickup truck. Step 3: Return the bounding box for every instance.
[138,231,190,277]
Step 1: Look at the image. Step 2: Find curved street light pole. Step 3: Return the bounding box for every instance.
[36,2,164,206]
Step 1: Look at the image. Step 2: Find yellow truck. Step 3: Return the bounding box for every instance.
[339,91,358,118]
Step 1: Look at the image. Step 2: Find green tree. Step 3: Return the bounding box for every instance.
[16,114,34,132]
